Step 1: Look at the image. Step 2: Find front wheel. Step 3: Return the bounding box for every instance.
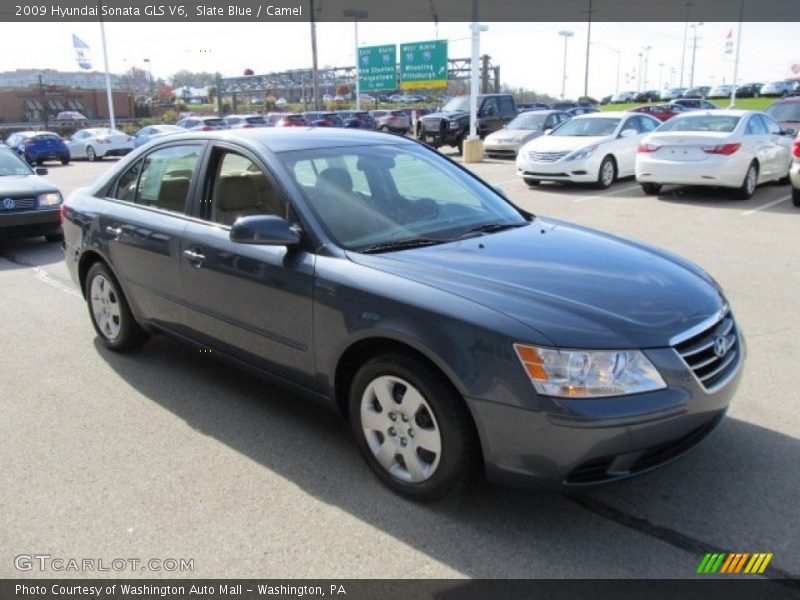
[60,156,69,165]
[736,162,758,200]
[349,353,476,501]
[86,146,98,162]
[641,182,662,195]
[523,177,541,187]
[85,262,149,351]
[792,186,800,207]
[595,156,616,189]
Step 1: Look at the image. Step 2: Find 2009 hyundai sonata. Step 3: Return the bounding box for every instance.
[63,128,744,500]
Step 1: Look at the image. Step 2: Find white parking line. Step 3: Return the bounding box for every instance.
[741,194,791,216]
[572,184,641,203]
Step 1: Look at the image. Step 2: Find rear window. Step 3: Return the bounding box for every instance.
[766,102,800,122]
[659,115,741,133]
[34,134,61,142]
[203,119,226,127]
[390,111,406,117]
[245,117,266,125]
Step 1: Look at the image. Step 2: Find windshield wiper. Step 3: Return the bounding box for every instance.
[453,222,527,240]
[358,237,447,254]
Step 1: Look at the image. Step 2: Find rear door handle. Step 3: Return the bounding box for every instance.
[105,225,122,238]
[183,248,206,266]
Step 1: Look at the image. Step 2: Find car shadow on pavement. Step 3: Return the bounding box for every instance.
[0,237,64,271]
[653,183,793,210]
[94,334,799,579]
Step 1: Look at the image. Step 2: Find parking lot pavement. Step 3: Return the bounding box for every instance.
[1,158,798,582]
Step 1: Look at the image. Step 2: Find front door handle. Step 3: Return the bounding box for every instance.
[183,248,206,266]
[105,225,122,238]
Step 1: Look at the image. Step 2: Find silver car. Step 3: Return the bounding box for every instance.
[484,110,570,158]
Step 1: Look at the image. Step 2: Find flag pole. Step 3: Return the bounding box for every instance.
[729,0,744,108]
[99,20,116,129]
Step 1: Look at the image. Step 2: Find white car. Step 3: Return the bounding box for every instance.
[635,109,794,199]
[516,111,661,189]
[67,128,134,162]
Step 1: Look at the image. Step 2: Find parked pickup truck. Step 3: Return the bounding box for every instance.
[418,94,518,154]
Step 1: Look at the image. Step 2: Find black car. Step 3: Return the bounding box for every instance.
[336,111,375,129]
[634,90,661,103]
[302,112,344,127]
[735,83,763,98]
[517,102,551,111]
[682,86,711,99]
[63,128,743,500]
[0,147,63,242]
[669,98,718,111]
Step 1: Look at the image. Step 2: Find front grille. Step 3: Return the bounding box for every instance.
[674,314,740,391]
[421,118,444,133]
[0,197,36,211]
[528,150,569,162]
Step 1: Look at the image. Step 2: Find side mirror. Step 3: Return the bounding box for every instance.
[230,215,300,246]
[493,185,508,198]
[35,167,48,176]
[782,127,797,136]
[620,128,638,138]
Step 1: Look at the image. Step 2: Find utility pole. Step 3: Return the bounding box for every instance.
[343,8,368,110]
[658,63,665,90]
[310,0,320,110]
[643,46,652,89]
[559,30,574,99]
[637,52,643,91]
[679,2,693,88]
[583,0,593,99]
[689,22,704,88]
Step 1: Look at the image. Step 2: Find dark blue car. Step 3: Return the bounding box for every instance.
[62,128,744,500]
[5,131,70,165]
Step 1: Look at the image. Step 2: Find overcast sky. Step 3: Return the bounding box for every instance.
[5,21,800,98]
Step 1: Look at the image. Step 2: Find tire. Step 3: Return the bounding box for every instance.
[36,159,44,166]
[595,156,616,189]
[85,262,148,351]
[349,352,476,501]
[735,161,758,200]
[523,177,541,187]
[792,186,800,207]
[44,232,64,243]
[456,136,464,156]
[86,146,98,162]
[60,156,69,165]
[641,182,662,195]
[379,125,390,133]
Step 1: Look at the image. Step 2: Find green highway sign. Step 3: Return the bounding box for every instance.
[358,44,397,92]
[399,40,448,89]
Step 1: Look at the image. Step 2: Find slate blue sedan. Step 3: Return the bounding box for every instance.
[132,124,185,148]
[62,128,744,500]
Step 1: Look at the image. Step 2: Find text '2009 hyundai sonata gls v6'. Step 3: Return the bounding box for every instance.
[63,128,744,500]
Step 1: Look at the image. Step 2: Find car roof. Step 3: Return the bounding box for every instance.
[772,95,800,104]
[672,109,754,117]
[571,111,628,119]
[146,127,416,153]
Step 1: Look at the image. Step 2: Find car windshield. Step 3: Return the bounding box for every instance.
[766,103,800,122]
[659,115,741,132]
[550,117,620,137]
[507,112,548,130]
[278,144,527,251]
[203,119,226,127]
[441,97,470,112]
[0,148,33,175]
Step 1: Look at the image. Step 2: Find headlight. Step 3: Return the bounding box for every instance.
[513,344,666,398]
[448,121,461,129]
[37,192,62,207]
[565,144,599,161]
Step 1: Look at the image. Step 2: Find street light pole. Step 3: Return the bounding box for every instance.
[583,0,592,99]
[558,30,574,100]
[642,46,652,89]
[343,8,368,110]
[689,22,704,88]
[658,62,665,90]
[143,58,153,103]
[310,0,320,110]
[679,1,693,88]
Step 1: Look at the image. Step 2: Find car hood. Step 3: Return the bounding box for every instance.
[347,220,724,349]
[521,134,611,153]
[0,175,58,195]
[485,129,543,144]
[422,110,468,121]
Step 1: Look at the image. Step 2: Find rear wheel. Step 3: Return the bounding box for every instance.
[595,156,616,189]
[60,156,69,165]
[349,353,476,501]
[86,146,98,162]
[641,182,662,195]
[379,125,390,133]
[85,262,149,351]
[456,136,464,156]
[523,177,541,187]
[736,161,758,200]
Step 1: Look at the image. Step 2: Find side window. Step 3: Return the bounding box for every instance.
[133,145,203,213]
[622,117,641,133]
[639,116,659,132]
[209,151,286,226]
[758,115,781,135]
[746,116,767,135]
[499,97,516,117]
[113,159,143,202]
[481,97,499,117]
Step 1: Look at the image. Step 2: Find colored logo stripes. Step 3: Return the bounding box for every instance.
[697,552,773,574]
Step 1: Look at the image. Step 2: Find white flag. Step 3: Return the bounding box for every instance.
[73,34,92,70]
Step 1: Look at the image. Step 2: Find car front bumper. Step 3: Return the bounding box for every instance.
[466,341,744,489]
[516,154,601,183]
[484,140,522,157]
[0,208,61,237]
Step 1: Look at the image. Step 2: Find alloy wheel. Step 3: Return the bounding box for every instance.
[90,274,122,341]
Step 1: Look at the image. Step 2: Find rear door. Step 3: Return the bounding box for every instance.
[744,115,773,179]
[100,142,205,327]
[758,114,792,178]
[178,143,316,384]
